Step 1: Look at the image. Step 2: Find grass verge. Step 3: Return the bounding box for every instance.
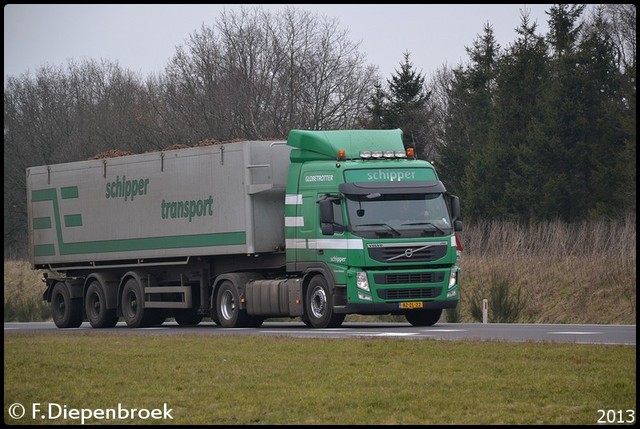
[4,333,636,425]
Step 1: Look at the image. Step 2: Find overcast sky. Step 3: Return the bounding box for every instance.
[5,4,583,82]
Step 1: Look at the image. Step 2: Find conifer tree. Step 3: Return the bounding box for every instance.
[439,23,500,198]
[365,51,433,156]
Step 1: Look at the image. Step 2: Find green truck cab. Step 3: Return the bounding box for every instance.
[284,129,463,328]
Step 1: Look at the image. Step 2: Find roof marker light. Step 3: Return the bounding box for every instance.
[338,149,346,160]
[395,151,407,158]
[383,150,395,158]
[360,151,372,159]
[406,148,415,158]
[371,151,383,159]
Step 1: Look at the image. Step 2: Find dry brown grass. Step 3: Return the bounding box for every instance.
[3,260,52,321]
[457,214,636,324]
[4,215,636,324]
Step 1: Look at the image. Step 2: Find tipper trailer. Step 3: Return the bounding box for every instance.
[27,129,463,329]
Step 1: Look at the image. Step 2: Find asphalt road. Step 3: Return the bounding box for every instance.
[4,321,636,345]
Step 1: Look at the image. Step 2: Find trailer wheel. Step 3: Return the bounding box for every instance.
[85,281,118,328]
[51,282,83,328]
[405,309,442,327]
[173,309,203,326]
[305,275,345,328]
[121,278,151,328]
[216,280,249,328]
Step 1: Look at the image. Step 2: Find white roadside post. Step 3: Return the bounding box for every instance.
[482,299,488,324]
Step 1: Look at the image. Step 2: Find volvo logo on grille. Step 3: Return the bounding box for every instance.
[386,244,433,261]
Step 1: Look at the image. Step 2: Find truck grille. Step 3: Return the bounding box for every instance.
[377,287,442,300]
[374,272,444,284]
[368,242,448,263]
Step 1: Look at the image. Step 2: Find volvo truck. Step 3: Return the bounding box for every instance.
[26,129,463,329]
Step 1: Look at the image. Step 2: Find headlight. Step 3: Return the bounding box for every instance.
[356,271,370,291]
[448,269,458,288]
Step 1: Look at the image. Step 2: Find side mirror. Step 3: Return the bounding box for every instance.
[448,194,463,232]
[318,197,334,223]
[317,194,343,236]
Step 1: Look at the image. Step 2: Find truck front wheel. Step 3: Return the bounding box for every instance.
[121,278,151,328]
[86,281,118,328]
[405,309,442,327]
[216,280,249,328]
[305,275,345,328]
[51,282,83,328]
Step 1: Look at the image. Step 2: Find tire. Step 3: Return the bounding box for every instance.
[301,314,313,327]
[210,305,220,326]
[51,282,83,328]
[85,281,119,328]
[121,278,152,328]
[216,280,249,328]
[405,309,442,327]
[305,275,345,328]
[173,309,203,326]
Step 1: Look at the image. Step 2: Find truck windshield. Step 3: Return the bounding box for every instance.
[345,193,452,239]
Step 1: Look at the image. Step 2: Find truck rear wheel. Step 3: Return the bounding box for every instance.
[216,280,249,328]
[405,309,442,327]
[305,275,345,328]
[86,281,118,328]
[121,278,151,328]
[51,282,83,328]
[210,305,220,326]
[301,315,313,327]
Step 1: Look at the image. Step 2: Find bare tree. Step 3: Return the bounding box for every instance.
[425,64,455,162]
[4,59,149,258]
[599,4,636,72]
[156,5,377,141]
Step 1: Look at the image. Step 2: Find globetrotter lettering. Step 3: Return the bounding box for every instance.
[305,174,333,182]
[105,176,150,202]
[161,196,214,222]
[367,170,416,181]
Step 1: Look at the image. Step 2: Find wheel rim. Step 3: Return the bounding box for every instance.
[124,290,138,319]
[88,292,101,319]
[220,289,235,321]
[310,286,327,319]
[53,293,66,318]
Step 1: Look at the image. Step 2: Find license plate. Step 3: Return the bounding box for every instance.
[399,301,424,309]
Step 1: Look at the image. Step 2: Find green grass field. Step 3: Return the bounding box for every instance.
[4,333,636,425]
